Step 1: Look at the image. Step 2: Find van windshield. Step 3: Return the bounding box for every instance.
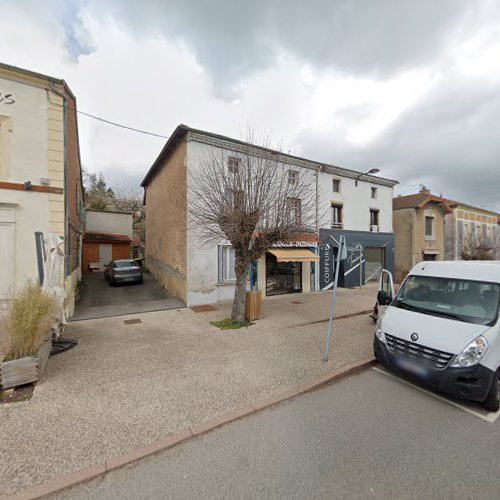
[394,275,500,326]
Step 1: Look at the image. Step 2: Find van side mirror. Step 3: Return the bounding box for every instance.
[377,290,392,306]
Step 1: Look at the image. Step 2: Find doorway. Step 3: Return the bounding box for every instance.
[364,247,385,282]
[98,243,113,271]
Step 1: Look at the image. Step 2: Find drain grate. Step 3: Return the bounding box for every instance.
[123,318,142,325]
[190,305,218,312]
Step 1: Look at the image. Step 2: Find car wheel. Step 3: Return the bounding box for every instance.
[482,374,499,412]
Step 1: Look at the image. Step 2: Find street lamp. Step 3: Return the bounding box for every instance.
[355,168,380,186]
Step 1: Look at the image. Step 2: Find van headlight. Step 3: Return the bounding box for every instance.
[375,328,385,342]
[450,336,488,368]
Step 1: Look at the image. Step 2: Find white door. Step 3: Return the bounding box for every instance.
[0,222,15,299]
[99,243,113,271]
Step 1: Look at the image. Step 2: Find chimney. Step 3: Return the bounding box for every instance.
[419,185,430,195]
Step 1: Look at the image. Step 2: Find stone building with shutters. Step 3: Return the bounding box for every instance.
[0,62,84,316]
[141,124,397,306]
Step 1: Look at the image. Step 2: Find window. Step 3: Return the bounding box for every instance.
[287,198,302,224]
[227,156,240,173]
[219,245,236,282]
[332,179,340,193]
[226,189,244,210]
[394,275,500,327]
[288,170,298,185]
[371,187,377,199]
[331,204,343,229]
[370,209,379,231]
[425,215,434,239]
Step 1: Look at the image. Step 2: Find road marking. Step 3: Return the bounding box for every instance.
[373,367,500,423]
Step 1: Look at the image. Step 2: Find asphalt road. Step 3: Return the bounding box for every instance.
[54,368,500,499]
[72,272,184,320]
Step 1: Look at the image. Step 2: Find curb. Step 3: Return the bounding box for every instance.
[7,356,375,500]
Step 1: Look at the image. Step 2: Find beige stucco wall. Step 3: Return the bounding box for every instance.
[394,204,445,281]
[414,205,445,259]
[47,91,65,237]
[86,210,133,238]
[145,140,187,301]
[393,208,414,282]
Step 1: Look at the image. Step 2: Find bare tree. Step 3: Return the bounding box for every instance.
[111,188,146,224]
[461,234,497,260]
[189,133,318,321]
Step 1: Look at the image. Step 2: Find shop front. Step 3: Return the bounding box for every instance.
[257,245,320,297]
[319,229,394,289]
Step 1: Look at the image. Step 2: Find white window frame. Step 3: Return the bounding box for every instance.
[288,170,298,185]
[332,178,341,193]
[371,187,377,199]
[370,209,379,232]
[331,204,343,229]
[218,245,236,283]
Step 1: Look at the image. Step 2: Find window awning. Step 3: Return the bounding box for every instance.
[268,248,320,263]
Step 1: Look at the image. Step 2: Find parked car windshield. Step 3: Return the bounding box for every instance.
[393,275,500,326]
[115,260,138,268]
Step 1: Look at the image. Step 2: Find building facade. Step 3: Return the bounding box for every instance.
[444,200,500,261]
[0,63,84,316]
[392,188,451,283]
[142,125,397,306]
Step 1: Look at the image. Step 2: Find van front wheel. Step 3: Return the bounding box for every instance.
[482,374,499,412]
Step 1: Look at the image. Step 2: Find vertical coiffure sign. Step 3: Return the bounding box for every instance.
[319,244,334,290]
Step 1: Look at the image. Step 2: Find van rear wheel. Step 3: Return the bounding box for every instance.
[482,374,499,412]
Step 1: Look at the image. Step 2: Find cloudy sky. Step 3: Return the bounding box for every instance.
[1,0,499,210]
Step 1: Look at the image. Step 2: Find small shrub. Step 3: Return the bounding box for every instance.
[210,318,255,330]
[4,281,56,361]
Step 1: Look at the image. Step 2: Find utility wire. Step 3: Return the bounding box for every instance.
[77,110,169,139]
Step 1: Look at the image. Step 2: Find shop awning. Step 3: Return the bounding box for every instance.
[269,248,320,263]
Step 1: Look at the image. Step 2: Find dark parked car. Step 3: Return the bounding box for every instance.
[104,259,143,286]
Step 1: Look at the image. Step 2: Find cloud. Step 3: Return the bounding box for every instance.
[83,0,470,93]
[1,0,499,213]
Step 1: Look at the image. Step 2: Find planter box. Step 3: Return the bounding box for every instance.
[0,337,52,390]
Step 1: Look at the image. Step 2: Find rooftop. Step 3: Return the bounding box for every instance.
[141,124,399,188]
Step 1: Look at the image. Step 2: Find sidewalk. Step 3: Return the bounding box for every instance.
[0,286,377,498]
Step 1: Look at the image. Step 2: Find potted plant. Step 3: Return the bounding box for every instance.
[0,282,56,390]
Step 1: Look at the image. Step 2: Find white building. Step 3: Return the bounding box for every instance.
[142,125,397,306]
[0,63,84,316]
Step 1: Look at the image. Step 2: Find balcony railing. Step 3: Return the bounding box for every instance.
[331,222,343,230]
[370,224,379,232]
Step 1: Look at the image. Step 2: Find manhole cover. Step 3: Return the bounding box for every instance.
[190,305,218,312]
[124,318,142,325]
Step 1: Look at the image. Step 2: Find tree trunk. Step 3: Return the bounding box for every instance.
[231,260,250,321]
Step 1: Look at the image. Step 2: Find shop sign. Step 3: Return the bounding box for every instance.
[319,244,334,290]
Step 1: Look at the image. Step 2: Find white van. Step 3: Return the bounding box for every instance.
[374,261,500,411]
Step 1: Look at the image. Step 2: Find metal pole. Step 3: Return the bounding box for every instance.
[359,245,362,290]
[323,236,344,362]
